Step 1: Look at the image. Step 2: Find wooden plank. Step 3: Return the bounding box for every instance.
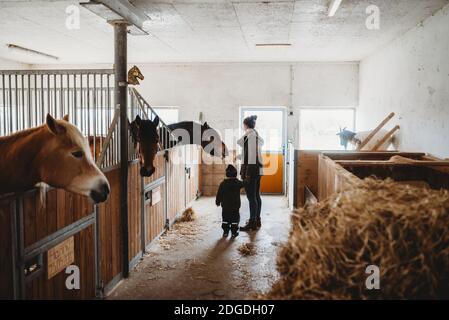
[371,125,400,151]
[0,196,15,299]
[357,112,395,150]
[336,160,449,167]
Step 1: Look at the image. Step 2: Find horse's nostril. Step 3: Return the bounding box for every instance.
[140,167,155,177]
[102,182,110,195]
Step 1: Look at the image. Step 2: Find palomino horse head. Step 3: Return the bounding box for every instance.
[128,65,144,85]
[129,115,160,177]
[201,122,229,158]
[42,114,110,203]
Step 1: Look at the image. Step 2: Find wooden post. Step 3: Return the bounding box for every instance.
[357,112,395,150]
[371,125,400,151]
[114,22,129,278]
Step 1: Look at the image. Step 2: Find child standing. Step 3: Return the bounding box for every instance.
[215,165,245,238]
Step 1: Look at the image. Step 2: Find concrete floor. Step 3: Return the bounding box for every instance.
[108,195,291,300]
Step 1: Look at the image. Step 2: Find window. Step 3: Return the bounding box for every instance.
[153,107,179,125]
[241,108,285,152]
[299,108,355,150]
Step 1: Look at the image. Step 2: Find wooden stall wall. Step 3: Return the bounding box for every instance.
[295,151,432,207]
[144,182,166,246]
[201,151,227,196]
[97,168,122,295]
[185,145,201,205]
[0,194,15,299]
[24,226,95,299]
[295,150,321,207]
[166,146,186,222]
[127,162,142,265]
[0,189,98,300]
[317,155,357,201]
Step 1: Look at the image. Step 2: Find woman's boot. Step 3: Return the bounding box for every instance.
[256,217,261,229]
[240,219,257,232]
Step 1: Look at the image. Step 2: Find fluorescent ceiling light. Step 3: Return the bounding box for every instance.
[7,44,59,61]
[80,0,150,35]
[328,0,343,17]
[255,43,292,47]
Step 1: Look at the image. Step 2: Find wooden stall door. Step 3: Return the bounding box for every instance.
[261,152,284,194]
[185,145,200,206]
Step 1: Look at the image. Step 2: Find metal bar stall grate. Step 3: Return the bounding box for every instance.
[0,69,120,170]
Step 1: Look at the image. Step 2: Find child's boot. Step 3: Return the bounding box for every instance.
[231,223,239,238]
[222,222,230,237]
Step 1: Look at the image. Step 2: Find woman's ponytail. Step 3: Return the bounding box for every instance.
[243,115,257,129]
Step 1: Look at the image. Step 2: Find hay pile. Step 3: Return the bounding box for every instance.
[265,178,449,300]
[178,207,196,223]
[238,243,256,256]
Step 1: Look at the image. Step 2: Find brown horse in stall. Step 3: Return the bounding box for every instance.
[129,115,160,177]
[167,121,228,158]
[0,114,110,203]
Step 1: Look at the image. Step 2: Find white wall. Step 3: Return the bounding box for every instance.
[136,63,358,149]
[358,4,449,158]
[0,57,30,69]
[22,61,359,149]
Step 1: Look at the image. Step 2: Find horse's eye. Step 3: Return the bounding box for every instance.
[72,150,83,159]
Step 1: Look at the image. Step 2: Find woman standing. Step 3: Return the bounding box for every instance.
[237,115,264,232]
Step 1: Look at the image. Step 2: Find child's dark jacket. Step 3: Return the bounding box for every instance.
[215,178,245,211]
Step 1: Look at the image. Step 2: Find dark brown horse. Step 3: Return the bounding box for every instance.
[167,121,228,158]
[0,114,110,203]
[129,115,160,177]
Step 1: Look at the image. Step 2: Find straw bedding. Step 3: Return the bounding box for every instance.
[238,243,256,256]
[265,178,449,299]
[178,207,196,222]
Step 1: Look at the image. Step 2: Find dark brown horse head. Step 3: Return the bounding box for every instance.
[129,115,160,177]
[201,122,228,158]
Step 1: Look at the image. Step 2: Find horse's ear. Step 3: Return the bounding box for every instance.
[46,114,66,135]
[153,116,160,127]
[135,115,142,126]
[63,114,69,122]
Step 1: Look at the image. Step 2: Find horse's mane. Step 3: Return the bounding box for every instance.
[0,125,43,145]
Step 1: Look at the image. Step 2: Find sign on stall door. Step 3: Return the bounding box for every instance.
[151,187,161,206]
[47,236,75,279]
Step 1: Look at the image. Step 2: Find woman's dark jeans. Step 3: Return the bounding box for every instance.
[245,175,262,221]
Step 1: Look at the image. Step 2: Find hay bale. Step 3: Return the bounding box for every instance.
[178,207,196,223]
[238,243,256,256]
[388,155,416,163]
[265,178,449,300]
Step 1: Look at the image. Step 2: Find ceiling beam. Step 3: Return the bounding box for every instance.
[328,0,343,17]
[80,0,150,35]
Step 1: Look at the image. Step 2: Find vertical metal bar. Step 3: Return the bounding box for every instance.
[27,74,31,128]
[60,74,64,117]
[9,75,12,133]
[53,74,57,118]
[40,74,44,123]
[87,74,91,138]
[21,74,24,130]
[80,74,84,132]
[67,74,70,119]
[34,75,37,127]
[93,75,97,162]
[115,22,129,277]
[74,74,77,127]
[2,74,5,135]
[15,75,18,132]
[46,74,50,118]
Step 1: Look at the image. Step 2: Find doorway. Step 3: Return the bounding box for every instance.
[240,107,286,194]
